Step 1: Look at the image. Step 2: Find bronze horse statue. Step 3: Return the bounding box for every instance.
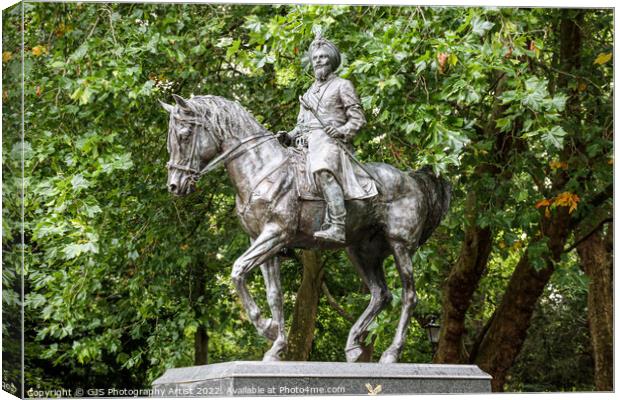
[161,94,450,363]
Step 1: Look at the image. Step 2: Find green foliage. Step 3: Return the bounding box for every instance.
[2,4,26,396]
[507,262,594,392]
[3,3,611,392]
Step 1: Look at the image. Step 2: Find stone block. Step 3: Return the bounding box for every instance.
[151,361,492,396]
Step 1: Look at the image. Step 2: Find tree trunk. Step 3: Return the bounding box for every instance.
[473,253,554,391]
[577,229,613,391]
[192,262,208,365]
[435,191,492,363]
[473,207,572,391]
[286,250,324,361]
[194,327,209,365]
[435,73,508,364]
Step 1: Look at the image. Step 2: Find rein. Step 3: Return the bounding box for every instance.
[167,127,277,180]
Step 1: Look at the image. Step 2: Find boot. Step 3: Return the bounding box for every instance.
[314,171,346,244]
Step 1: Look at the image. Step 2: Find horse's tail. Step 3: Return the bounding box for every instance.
[409,165,452,247]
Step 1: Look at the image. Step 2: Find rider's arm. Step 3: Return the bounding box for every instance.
[287,104,306,141]
[338,80,366,141]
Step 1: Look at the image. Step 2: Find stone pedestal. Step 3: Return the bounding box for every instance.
[151,361,491,396]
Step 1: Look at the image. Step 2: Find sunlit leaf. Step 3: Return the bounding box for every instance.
[471,17,494,36]
[593,52,612,65]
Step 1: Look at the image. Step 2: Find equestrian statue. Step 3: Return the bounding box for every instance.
[160,32,451,364]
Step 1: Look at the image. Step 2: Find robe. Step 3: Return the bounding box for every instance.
[291,74,378,200]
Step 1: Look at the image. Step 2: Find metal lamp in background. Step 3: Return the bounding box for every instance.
[425,317,441,355]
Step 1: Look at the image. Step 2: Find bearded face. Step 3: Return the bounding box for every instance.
[312,47,334,81]
[314,64,332,81]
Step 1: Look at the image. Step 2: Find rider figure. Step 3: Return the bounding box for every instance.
[282,33,377,244]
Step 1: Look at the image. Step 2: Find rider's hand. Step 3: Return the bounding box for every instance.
[325,125,347,140]
[277,130,292,146]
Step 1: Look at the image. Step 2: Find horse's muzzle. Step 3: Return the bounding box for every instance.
[168,174,196,196]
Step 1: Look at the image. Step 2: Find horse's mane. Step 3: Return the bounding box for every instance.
[183,95,265,142]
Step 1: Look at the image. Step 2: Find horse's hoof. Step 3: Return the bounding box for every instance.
[345,345,363,362]
[258,318,278,341]
[379,351,398,364]
[263,339,287,362]
[262,352,281,362]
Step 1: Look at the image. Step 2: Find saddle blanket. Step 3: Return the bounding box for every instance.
[287,148,377,201]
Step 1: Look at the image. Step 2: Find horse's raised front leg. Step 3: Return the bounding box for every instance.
[231,224,286,360]
[379,240,417,364]
[345,242,391,363]
[260,258,287,361]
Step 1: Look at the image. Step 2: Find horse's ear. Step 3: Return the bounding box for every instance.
[158,100,174,113]
[172,94,190,110]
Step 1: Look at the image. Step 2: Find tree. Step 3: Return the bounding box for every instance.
[469,9,613,391]
[577,224,613,390]
[2,3,611,392]
[286,250,324,361]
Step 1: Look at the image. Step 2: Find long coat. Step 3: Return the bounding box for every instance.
[291,74,378,200]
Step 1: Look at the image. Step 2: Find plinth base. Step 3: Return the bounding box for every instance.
[151,361,492,396]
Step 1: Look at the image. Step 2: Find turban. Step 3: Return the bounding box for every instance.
[308,32,341,71]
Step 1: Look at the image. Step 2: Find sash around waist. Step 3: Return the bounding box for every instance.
[298,120,345,133]
[298,123,324,132]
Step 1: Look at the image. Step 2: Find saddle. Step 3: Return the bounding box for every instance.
[239,148,322,215]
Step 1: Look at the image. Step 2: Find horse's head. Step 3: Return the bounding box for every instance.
[160,94,221,196]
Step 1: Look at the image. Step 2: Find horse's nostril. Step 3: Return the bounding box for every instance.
[168,183,177,192]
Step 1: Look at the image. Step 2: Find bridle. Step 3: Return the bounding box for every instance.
[166,113,277,182]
